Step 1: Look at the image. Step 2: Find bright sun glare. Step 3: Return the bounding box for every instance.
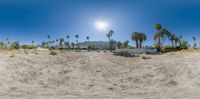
[95,21,109,31]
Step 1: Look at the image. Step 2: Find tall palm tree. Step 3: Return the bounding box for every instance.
[169,33,176,47]
[6,38,10,48]
[192,36,196,42]
[160,28,169,46]
[32,40,34,46]
[132,32,139,48]
[139,33,147,49]
[56,39,59,46]
[117,41,122,49]
[47,35,51,47]
[59,38,64,47]
[154,24,162,48]
[107,30,114,50]
[75,34,79,48]
[66,35,70,48]
[71,42,75,49]
[178,35,182,46]
[86,36,90,47]
[192,36,197,47]
[124,40,129,48]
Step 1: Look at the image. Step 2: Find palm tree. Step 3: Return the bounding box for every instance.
[169,33,176,47]
[52,40,55,46]
[56,39,59,46]
[160,28,170,46]
[71,42,75,49]
[59,38,65,47]
[124,40,129,48]
[86,36,90,48]
[66,35,70,48]
[75,34,79,48]
[192,36,197,48]
[117,41,122,49]
[32,40,34,46]
[174,37,180,47]
[138,33,147,49]
[154,24,162,48]
[47,35,51,47]
[6,38,10,48]
[107,30,114,50]
[132,32,139,48]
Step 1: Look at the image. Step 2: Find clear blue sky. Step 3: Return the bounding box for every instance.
[0,0,200,45]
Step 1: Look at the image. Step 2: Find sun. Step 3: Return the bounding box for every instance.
[95,21,109,31]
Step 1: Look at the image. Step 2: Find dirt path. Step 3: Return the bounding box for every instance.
[0,50,199,99]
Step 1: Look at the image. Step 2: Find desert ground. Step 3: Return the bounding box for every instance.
[0,49,199,99]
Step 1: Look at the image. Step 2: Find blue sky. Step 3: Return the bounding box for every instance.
[0,0,200,45]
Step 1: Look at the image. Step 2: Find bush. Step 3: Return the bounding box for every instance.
[11,41,20,49]
[49,46,56,50]
[115,50,131,57]
[180,41,189,49]
[21,45,37,49]
[163,46,180,52]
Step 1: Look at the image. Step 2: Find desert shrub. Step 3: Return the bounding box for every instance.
[21,45,37,49]
[49,50,57,55]
[193,43,197,48]
[115,50,130,57]
[49,46,56,50]
[0,42,5,49]
[11,41,20,49]
[163,46,180,52]
[180,41,189,49]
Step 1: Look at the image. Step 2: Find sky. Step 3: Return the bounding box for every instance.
[0,0,200,45]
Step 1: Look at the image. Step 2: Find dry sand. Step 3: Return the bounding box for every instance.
[0,49,199,99]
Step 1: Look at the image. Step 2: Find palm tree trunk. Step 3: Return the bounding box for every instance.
[136,40,138,49]
[158,36,161,48]
[140,40,142,49]
[68,39,70,49]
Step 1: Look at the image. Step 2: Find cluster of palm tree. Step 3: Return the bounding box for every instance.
[41,34,91,49]
[154,24,182,48]
[117,40,129,49]
[132,32,147,49]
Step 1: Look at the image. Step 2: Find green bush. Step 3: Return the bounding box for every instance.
[21,45,37,49]
[49,46,56,50]
[163,46,181,52]
[180,41,189,49]
[11,41,20,49]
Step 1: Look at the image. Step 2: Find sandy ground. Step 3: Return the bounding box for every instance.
[0,49,199,99]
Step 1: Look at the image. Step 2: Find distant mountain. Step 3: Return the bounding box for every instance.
[79,41,109,49]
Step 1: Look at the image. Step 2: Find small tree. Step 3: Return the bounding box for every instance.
[66,35,70,48]
[117,41,122,49]
[71,42,75,49]
[32,41,34,46]
[124,40,129,48]
[107,30,114,51]
[75,34,79,49]
[11,41,20,49]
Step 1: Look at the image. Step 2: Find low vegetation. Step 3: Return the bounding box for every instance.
[21,45,37,49]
